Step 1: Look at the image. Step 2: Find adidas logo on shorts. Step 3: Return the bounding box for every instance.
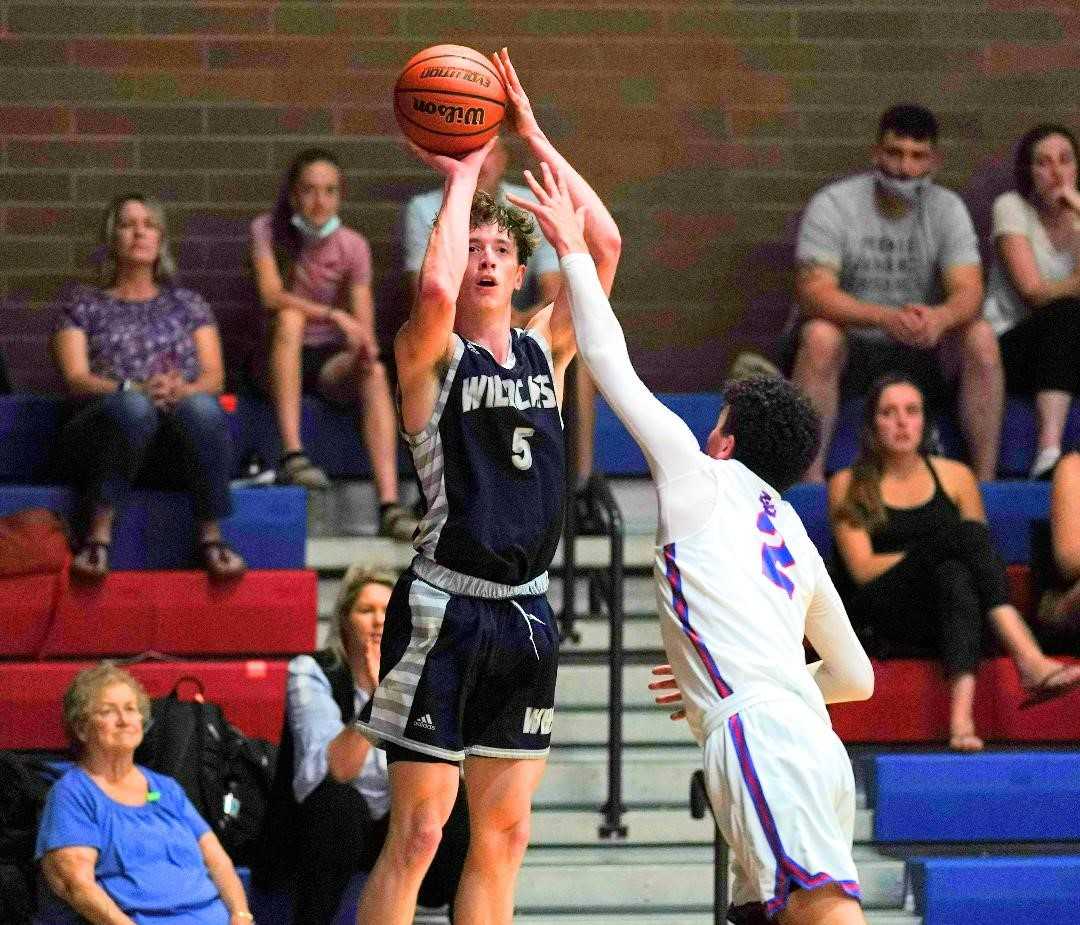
[413,713,436,731]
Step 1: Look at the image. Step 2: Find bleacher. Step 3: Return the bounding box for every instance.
[3,389,1080,923]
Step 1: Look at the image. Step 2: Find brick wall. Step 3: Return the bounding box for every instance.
[1,1,1078,391]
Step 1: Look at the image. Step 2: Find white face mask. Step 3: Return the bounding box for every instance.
[874,168,931,205]
[290,213,341,240]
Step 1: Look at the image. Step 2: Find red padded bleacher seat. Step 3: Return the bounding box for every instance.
[0,573,66,657]
[828,659,997,743]
[988,656,1080,742]
[1006,564,1036,621]
[0,570,315,659]
[0,659,289,749]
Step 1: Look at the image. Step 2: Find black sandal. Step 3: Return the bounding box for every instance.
[72,541,110,583]
[198,540,247,581]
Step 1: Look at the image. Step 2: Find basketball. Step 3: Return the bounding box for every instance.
[394,44,506,156]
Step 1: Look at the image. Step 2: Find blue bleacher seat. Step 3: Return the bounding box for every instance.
[593,392,723,476]
[0,485,306,570]
[910,855,1080,925]
[0,394,61,483]
[872,752,1080,842]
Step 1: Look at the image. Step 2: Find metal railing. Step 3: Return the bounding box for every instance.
[560,473,627,839]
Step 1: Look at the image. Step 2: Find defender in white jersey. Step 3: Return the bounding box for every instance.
[511,169,874,925]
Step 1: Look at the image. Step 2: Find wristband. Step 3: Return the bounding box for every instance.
[234,912,254,921]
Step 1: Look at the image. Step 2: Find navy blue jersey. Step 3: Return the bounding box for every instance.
[407,329,565,588]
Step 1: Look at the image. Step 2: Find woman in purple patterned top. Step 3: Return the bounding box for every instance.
[53,194,245,582]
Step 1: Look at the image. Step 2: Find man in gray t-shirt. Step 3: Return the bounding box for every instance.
[789,104,1003,482]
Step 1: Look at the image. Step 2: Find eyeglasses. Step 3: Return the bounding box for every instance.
[91,704,143,722]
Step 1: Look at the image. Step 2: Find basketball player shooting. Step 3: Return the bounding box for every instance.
[353,49,620,925]
[509,166,875,925]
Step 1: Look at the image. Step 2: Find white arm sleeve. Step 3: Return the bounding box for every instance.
[561,252,716,538]
[803,553,875,704]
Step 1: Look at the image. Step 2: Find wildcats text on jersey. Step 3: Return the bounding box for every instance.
[460,373,557,413]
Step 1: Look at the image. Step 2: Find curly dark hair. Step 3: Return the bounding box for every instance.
[720,375,820,493]
[469,190,537,266]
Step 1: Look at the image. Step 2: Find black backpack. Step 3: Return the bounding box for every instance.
[134,677,276,866]
[0,751,67,924]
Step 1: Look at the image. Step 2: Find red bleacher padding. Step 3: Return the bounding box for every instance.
[988,656,1080,741]
[0,573,66,657]
[0,659,288,749]
[1,570,316,659]
[828,659,997,743]
[1006,564,1036,621]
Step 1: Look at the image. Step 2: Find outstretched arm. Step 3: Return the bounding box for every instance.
[395,138,496,434]
[494,49,621,380]
[511,164,701,489]
[804,554,874,704]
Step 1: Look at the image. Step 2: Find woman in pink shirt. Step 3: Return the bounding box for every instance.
[250,149,415,540]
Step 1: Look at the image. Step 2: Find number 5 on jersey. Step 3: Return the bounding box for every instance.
[511,426,536,471]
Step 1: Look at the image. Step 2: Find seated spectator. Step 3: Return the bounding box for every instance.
[983,124,1080,478]
[828,375,1080,750]
[53,195,245,582]
[1045,449,1080,624]
[258,566,467,924]
[787,103,1001,482]
[401,136,597,486]
[36,663,251,924]
[250,149,416,541]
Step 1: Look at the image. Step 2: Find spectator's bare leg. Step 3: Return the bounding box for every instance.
[85,504,114,545]
[952,319,1003,482]
[790,319,847,483]
[574,366,596,487]
[268,307,306,454]
[355,359,402,505]
[989,603,1073,686]
[947,672,983,751]
[1035,389,1070,453]
[322,352,401,506]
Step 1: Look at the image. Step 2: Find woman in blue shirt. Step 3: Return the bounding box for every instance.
[35,664,252,925]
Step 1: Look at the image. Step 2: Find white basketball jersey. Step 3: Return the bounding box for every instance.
[654,457,834,746]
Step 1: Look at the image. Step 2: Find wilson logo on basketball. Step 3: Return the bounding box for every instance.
[412,98,486,126]
[417,65,491,88]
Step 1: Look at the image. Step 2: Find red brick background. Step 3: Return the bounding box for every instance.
[1,1,1078,391]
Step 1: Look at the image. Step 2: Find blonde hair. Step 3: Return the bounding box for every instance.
[63,662,151,749]
[100,194,177,286]
[325,566,397,667]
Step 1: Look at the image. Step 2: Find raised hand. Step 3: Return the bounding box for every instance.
[506,162,588,258]
[405,135,497,179]
[491,47,541,140]
[648,664,686,722]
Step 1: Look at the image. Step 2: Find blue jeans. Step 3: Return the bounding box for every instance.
[61,390,233,523]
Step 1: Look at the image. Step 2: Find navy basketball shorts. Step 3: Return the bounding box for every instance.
[355,570,559,763]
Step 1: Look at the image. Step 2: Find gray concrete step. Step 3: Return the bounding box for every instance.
[518,844,906,911]
[556,664,676,709]
[551,706,696,746]
[539,745,868,811]
[537,746,701,806]
[530,806,874,846]
[306,531,659,573]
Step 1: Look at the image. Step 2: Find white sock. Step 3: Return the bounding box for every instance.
[1030,445,1062,479]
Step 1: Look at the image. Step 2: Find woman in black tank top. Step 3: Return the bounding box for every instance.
[829,376,1080,751]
